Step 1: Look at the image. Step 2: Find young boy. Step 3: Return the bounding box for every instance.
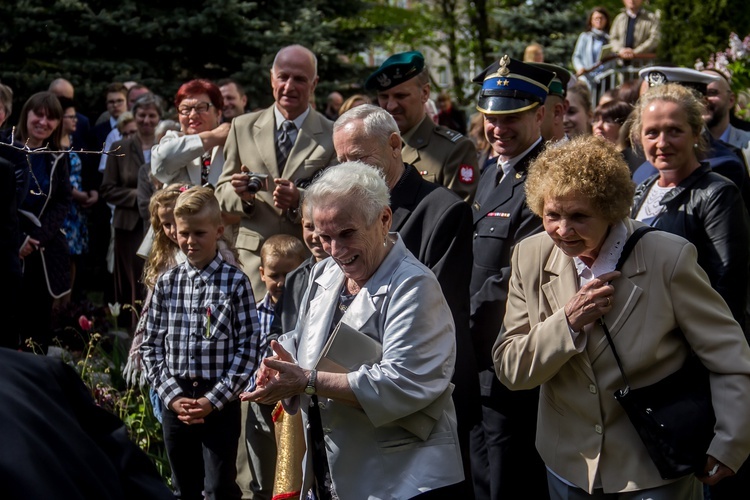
[141,186,259,500]
[243,233,307,500]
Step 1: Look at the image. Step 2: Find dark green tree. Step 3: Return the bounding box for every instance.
[487,0,583,70]
[0,0,371,122]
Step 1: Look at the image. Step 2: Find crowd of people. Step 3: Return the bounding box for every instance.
[3,1,750,498]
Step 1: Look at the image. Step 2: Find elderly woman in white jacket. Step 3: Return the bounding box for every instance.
[243,161,464,500]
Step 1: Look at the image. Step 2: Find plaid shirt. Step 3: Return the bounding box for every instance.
[246,292,275,391]
[141,251,259,410]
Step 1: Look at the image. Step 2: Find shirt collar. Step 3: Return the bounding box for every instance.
[626,8,640,18]
[185,250,224,279]
[273,105,310,130]
[573,219,627,279]
[497,136,543,174]
[402,115,427,143]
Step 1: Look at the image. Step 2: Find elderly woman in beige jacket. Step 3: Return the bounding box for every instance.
[493,136,750,499]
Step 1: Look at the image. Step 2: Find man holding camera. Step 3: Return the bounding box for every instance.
[215,44,336,302]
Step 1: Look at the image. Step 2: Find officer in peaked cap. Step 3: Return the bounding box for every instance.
[638,65,720,97]
[365,50,479,202]
[469,54,554,500]
[632,66,750,211]
[529,62,572,142]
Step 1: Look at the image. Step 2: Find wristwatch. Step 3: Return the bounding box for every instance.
[304,369,317,396]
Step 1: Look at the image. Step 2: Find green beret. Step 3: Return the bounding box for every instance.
[365,51,425,91]
[528,62,572,98]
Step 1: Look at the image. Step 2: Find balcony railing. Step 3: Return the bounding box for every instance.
[578,53,658,109]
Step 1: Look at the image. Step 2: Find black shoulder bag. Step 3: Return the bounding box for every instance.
[599,226,715,480]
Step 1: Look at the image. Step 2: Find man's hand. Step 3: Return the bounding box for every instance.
[619,48,635,60]
[273,178,300,210]
[231,165,257,203]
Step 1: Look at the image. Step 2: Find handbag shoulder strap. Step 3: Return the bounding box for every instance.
[601,225,659,390]
[614,225,659,272]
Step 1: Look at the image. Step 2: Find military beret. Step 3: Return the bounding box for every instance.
[365,51,425,91]
[473,55,555,115]
[528,62,572,98]
[638,66,720,96]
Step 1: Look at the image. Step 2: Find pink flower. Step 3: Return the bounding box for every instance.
[78,315,93,332]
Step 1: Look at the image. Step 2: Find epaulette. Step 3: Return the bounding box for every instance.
[435,126,465,143]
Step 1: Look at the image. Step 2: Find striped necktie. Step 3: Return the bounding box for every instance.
[276,120,295,169]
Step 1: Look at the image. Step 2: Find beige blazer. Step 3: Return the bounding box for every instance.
[214,105,336,298]
[493,218,750,493]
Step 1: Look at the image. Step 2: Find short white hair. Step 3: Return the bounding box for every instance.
[333,104,399,149]
[305,161,390,226]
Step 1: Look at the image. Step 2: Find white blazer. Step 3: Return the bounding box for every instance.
[281,235,464,499]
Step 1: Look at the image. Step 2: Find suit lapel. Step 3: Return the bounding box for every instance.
[281,111,322,180]
[253,108,280,178]
[389,165,421,231]
[588,223,648,362]
[297,263,343,368]
[472,142,541,225]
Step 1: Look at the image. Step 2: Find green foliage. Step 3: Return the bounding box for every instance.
[488,0,582,69]
[41,315,172,486]
[0,0,371,121]
[653,0,750,68]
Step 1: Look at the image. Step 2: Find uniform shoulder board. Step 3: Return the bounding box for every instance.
[435,125,465,143]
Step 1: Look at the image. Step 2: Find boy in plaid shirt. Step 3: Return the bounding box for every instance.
[142,186,259,499]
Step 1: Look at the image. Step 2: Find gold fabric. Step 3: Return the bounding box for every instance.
[272,402,306,500]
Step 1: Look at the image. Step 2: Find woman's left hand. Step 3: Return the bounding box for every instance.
[697,456,735,485]
[240,341,306,404]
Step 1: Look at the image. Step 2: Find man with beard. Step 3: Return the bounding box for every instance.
[702,69,750,172]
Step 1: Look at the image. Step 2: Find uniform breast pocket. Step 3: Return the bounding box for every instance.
[203,300,232,341]
[473,218,511,268]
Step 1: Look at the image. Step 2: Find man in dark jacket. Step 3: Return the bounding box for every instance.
[469,55,554,500]
[0,348,173,499]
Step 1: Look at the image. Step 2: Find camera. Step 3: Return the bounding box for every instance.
[245,172,270,194]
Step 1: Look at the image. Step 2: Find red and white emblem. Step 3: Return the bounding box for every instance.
[459,164,474,184]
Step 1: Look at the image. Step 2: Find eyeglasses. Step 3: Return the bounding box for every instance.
[63,114,78,120]
[122,130,137,137]
[705,89,727,98]
[177,102,214,116]
[107,98,126,105]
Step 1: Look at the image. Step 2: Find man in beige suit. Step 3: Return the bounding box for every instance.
[215,44,336,300]
[214,44,336,500]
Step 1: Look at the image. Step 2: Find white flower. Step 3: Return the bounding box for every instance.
[108,302,121,317]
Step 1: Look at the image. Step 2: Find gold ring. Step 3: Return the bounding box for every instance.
[606,297,611,307]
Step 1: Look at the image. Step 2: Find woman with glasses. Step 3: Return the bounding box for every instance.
[151,79,228,190]
[101,93,165,327]
[0,91,71,352]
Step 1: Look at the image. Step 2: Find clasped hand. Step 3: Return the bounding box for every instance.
[564,271,619,332]
[170,396,213,425]
[240,340,307,405]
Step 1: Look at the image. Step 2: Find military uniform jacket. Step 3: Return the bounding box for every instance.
[390,163,481,429]
[469,141,544,374]
[402,116,478,203]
